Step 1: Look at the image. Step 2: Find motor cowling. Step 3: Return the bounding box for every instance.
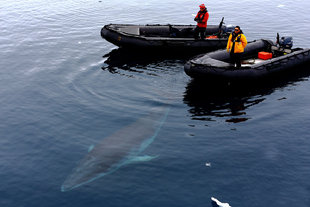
[279,36,293,49]
[223,25,235,34]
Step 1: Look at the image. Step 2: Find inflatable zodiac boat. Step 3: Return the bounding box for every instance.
[101,18,234,51]
[184,35,310,80]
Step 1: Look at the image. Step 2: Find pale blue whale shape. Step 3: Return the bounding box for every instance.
[61,106,170,192]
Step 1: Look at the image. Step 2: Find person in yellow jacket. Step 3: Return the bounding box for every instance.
[226,26,247,68]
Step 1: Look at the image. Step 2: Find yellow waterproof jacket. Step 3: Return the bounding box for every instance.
[226,33,247,53]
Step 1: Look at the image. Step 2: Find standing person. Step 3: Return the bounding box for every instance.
[194,4,209,40]
[226,26,247,68]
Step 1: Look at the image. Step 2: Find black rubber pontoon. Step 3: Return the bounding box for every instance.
[184,39,310,80]
[101,22,234,51]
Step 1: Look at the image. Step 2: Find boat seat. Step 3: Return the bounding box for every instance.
[139,26,196,38]
[119,26,140,35]
[178,28,194,38]
[139,26,171,37]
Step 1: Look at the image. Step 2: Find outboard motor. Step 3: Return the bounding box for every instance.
[272,33,293,57]
[223,25,235,34]
[216,17,234,38]
[279,36,293,49]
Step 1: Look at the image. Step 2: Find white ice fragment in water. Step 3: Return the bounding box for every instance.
[78,41,82,44]
[277,4,285,8]
[205,162,211,167]
[211,197,231,207]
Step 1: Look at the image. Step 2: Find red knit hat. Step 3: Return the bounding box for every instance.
[199,4,206,9]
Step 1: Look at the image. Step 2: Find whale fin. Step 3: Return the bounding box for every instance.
[88,145,95,152]
[130,155,159,162]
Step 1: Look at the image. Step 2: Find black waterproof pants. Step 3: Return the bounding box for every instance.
[194,26,206,40]
[230,52,243,68]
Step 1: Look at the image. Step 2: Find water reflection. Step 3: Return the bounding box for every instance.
[184,66,310,123]
[100,47,310,124]
[101,48,199,75]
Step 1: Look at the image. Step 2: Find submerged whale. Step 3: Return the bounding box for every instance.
[61,106,170,192]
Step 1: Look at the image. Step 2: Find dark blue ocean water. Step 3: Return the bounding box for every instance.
[1,0,310,206]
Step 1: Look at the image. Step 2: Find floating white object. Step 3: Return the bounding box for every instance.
[211,197,231,207]
[205,162,211,167]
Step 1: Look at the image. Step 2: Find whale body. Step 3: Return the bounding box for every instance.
[61,106,170,192]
